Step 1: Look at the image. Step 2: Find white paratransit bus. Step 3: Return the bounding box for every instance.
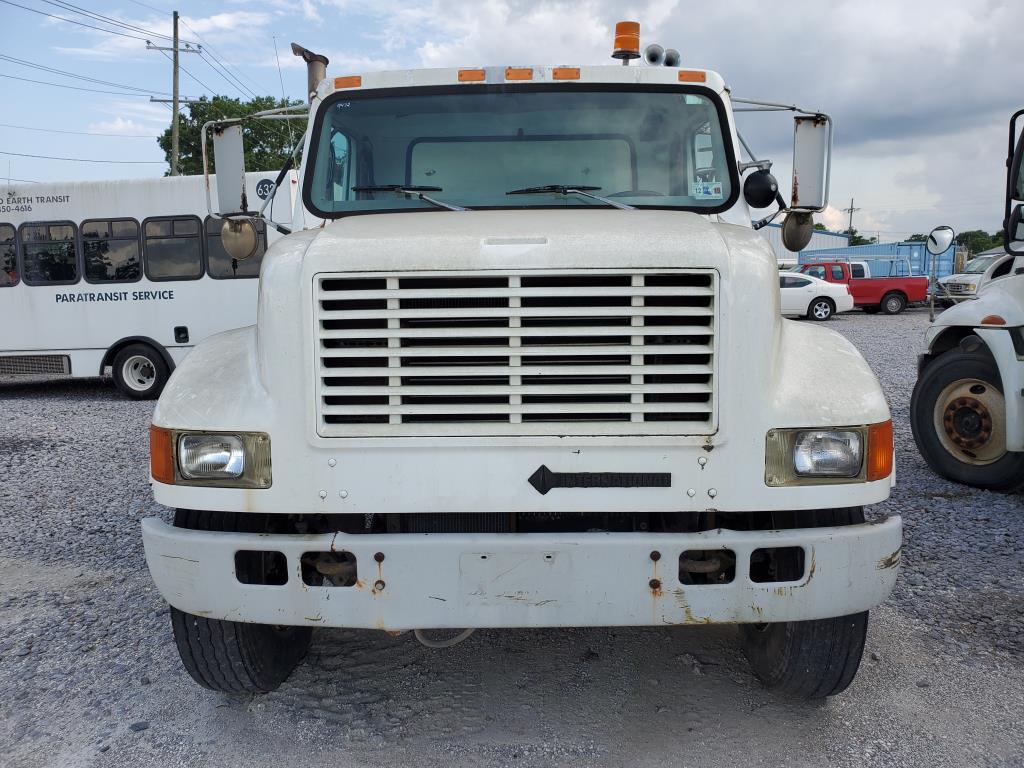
[0,171,298,398]
[141,27,902,700]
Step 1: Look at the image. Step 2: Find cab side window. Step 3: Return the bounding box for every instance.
[205,216,266,279]
[992,258,1013,279]
[20,222,79,285]
[83,218,141,283]
[143,216,203,281]
[0,224,16,287]
[830,265,844,280]
[805,266,826,280]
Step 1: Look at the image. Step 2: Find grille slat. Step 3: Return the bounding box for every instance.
[315,271,716,437]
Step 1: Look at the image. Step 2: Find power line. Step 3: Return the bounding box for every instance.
[0,150,163,164]
[0,53,169,95]
[2,177,39,183]
[122,0,166,12]
[0,121,158,138]
[155,48,214,96]
[37,0,200,45]
[0,72,168,97]
[0,0,155,41]
[179,15,266,97]
[197,48,257,99]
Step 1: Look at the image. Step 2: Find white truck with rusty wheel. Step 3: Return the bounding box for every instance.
[911,112,1024,491]
[141,23,901,699]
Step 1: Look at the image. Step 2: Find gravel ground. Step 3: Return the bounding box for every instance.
[1,307,1022,768]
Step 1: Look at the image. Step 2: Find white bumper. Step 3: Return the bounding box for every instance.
[142,516,901,630]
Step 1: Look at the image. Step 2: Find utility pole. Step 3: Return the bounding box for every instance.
[147,12,200,176]
[842,197,861,233]
[171,11,179,175]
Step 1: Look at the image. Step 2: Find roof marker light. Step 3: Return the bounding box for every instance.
[552,67,580,80]
[334,75,362,89]
[505,67,533,81]
[458,68,486,82]
[678,70,706,83]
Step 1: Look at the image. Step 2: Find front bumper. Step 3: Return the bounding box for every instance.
[142,515,902,630]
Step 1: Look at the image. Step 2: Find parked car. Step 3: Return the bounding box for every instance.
[778,273,853,320]
[790,260,929,314]
[936,252,1018,306]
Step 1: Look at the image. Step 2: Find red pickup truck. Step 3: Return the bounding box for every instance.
[790,261,929,314]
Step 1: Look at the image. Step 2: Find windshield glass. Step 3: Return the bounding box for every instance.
[962,256,996,274]
[305,86,735,217]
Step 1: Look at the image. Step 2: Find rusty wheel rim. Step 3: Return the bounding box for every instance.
[932,378,1006,465]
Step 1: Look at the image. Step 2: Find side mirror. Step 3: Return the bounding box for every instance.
[790,114,832,212]
[1004,110,1024,254]
[781,212,814,252]
[212,124,249,215]
[221,217,260,261]
[926,225,955,256]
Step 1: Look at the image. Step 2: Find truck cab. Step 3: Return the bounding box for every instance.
[937,251,1018,306]
[910,112,1024,492]
[140,27,900,700]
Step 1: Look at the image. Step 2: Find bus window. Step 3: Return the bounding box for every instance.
[83,218,141,283]
[20,221,79,285]
[143,216,203,281]
[0,224,16,287]
[205,216,266,279]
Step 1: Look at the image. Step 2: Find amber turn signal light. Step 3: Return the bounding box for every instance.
[150,425,175,485]
[866,420,894,481]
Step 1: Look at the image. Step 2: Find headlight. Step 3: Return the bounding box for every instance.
[179,434,245,479]
[793,431,862,476]
[968,283,977,292]
[765,421,892,487]
[150,426,271,488]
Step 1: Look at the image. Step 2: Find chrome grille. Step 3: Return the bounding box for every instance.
[946,282,971,295]
[314,271,717,437]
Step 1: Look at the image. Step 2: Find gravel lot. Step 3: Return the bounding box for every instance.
[1,308,1022,768]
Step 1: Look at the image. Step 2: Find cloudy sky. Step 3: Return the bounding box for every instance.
[1,0,1019,239]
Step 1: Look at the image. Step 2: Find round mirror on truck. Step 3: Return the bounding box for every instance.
[926,225,955,256]
[781,212,814,252]
[743,169,780,209]
[221,217,260,261]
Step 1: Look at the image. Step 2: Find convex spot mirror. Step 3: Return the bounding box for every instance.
[743,169,779,210]
[221,217,260,261]
[926,225,955,256]
[781,212,814,252]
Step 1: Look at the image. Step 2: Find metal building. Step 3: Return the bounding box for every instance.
[758,223,850,266]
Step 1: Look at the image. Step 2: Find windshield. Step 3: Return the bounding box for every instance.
[961,256,996,274]
[304,85,736,217]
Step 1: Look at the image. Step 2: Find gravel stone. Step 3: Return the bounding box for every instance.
[0,309,1021,768]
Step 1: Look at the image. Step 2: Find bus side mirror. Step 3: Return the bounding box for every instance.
[1005,111,1024,255]
[213,124,249,215]
[790,114,832,212]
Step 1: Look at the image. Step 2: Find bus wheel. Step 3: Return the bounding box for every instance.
[910,347,1024,491]
[112,343,168,400]
[740,506,869,699]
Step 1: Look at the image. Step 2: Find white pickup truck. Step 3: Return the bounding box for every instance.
[140,24,900,700]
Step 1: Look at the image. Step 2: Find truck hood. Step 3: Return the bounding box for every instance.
[934,273,1024,328]
[302,209,738,272]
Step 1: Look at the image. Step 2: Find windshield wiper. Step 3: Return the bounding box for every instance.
[352,184,468,212]
[505,184,635,210]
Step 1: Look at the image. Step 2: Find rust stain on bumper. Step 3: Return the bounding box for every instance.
[877,546,902,570]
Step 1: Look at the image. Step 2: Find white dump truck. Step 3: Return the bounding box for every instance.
[911,112,1024,491]
[141,23,900,699]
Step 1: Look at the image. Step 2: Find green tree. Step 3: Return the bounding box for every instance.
[813,223,827,231]
[954,229,1002,255]
[844,227,878,246]
[158,96,307,176]
[906,233,927,242]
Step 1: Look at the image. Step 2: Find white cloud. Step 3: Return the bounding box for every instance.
[85,117,155,136]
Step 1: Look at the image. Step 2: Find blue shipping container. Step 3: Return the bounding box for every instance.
[798,241,957,279]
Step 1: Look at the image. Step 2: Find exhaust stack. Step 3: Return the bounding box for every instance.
[290,43,329,102]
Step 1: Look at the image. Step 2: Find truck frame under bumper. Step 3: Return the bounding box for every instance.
[142,516,902,630]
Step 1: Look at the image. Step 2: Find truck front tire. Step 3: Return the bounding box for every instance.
[168,510,313,693]
[740,507,869,699]
[910,348,1024,491]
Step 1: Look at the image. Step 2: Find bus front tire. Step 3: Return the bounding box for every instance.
[112,343,168,400]
[169,509,313,693]
[740,506,868,699]
[910,347,1024,491]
